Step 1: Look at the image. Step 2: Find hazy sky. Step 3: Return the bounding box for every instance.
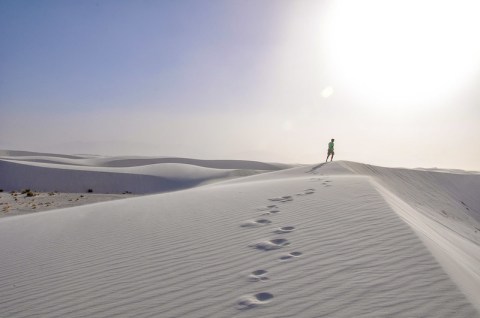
[1,0,480,170]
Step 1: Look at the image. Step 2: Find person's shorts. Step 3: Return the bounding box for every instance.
[328,149,334,156]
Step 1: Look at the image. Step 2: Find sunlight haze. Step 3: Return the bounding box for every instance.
[1,0,479,170]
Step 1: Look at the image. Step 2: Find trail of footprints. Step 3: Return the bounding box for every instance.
[236,180,332,310]
[309,177,333,187]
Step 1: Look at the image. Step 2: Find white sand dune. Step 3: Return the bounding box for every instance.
[0,152,288,194]
[0,150,289,169]
[0,159,479,317]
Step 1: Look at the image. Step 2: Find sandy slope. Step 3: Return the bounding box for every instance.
[0,161,479,317]
[344,161,480,244]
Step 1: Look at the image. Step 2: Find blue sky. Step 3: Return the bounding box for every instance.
[1,0,480,170]
[1,0,288,114]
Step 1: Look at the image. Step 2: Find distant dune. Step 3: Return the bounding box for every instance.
[0,151,291,194]
[0,149,86,159]
[0,152,479,317]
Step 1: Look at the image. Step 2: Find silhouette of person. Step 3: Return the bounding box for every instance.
[326,139,335,162]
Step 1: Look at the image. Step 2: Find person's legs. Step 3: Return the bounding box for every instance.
[331,151,334,161]
[326,150,332,162]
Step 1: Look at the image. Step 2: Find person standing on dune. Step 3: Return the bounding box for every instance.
[326,139,335,162]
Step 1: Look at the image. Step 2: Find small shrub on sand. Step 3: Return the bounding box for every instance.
[87,189,93,193]
[21,189,31,194]
[26,191,34,197]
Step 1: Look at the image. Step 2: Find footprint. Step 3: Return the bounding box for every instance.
[269,195,293,203]
[261,209,280,216]
[279,251,303,261]
[248,269,269,282]
[296,189,315,196]
[237,292,274,310]
[250,238,290,251]
[273,226,295,234]
[256,205,278,212]
[460,201,471,211]
[280,196,293,203]
[241,219,272,228]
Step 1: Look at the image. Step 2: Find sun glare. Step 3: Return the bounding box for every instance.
[321,86,335,98]
[323,0,480,106]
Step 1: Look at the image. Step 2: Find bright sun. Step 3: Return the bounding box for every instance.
[323,0,480,106]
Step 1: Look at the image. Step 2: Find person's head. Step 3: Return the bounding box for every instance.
[331,139,334,142]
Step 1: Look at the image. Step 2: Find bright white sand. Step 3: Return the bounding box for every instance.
[0,155,479,317]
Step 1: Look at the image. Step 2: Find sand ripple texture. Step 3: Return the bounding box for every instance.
[0,162,479,317]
